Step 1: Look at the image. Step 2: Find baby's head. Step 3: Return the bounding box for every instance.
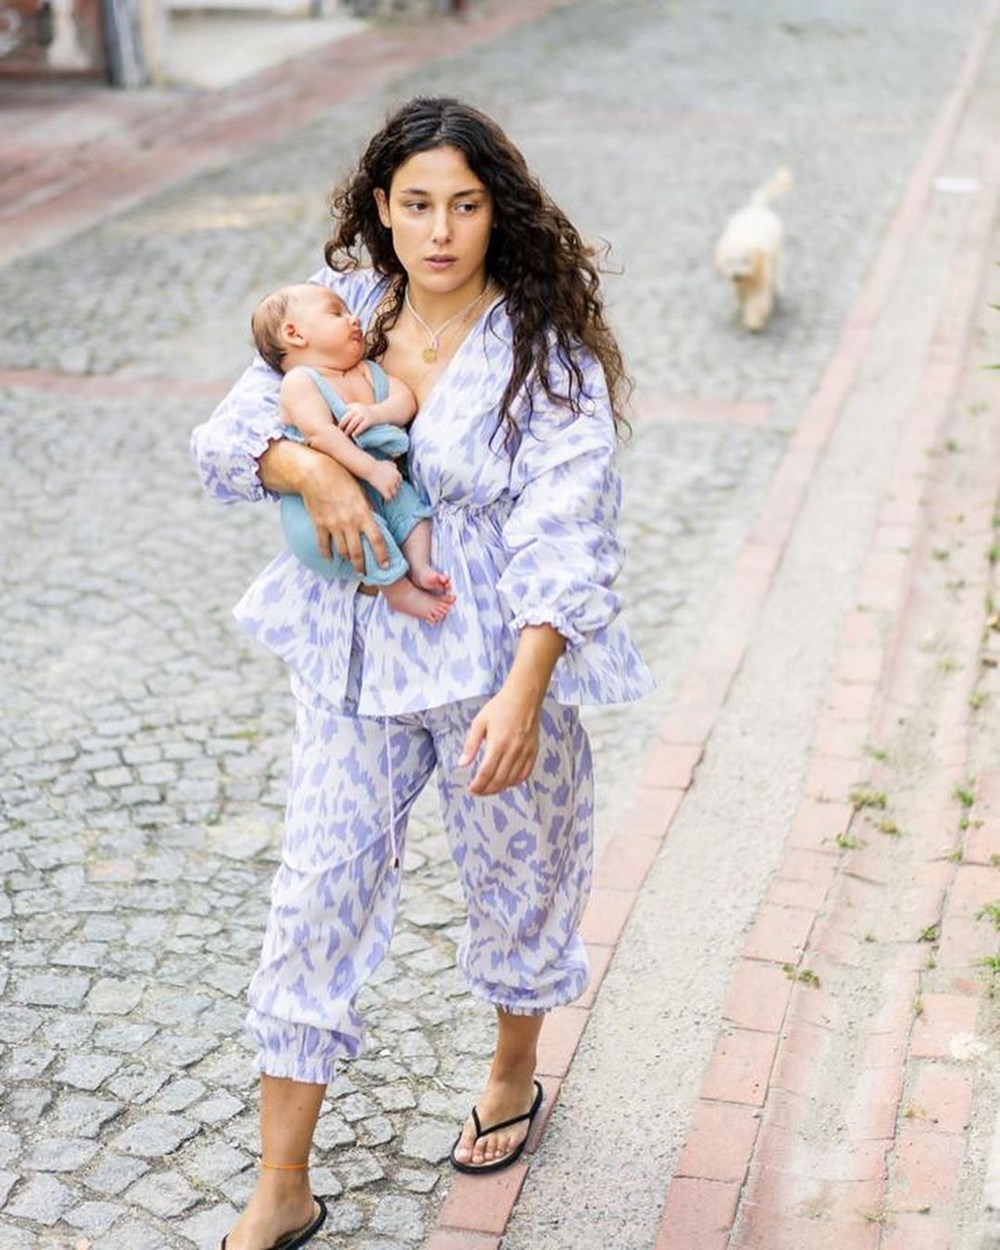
[251,283,363,373]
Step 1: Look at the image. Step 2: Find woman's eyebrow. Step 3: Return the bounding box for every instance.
[397,186,486,198]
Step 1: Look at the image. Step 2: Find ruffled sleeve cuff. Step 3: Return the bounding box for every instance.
[190,356,285,504]
[506,584,622,651]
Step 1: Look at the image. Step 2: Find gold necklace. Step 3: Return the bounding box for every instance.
[404,283,492,364]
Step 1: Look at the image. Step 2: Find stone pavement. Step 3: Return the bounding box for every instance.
[1,1,999,1248]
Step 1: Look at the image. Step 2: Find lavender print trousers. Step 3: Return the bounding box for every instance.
[247,677,595,1084]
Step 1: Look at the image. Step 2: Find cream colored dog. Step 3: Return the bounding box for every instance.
[714,168,792,332]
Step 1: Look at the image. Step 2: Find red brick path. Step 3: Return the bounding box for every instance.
[657,25,1000,1250]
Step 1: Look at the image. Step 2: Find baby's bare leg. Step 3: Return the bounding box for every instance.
[382,576,455,625]
[401,520,451,593]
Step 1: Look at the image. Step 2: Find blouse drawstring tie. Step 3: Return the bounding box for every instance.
[383,716,400,869]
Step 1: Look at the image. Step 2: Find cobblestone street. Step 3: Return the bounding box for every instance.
[2,1,999,1247]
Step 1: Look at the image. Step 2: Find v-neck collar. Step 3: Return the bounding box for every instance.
[366,276,506,412]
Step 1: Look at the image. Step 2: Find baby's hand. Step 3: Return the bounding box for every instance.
[340,403,376,437]
[366,460,402,502]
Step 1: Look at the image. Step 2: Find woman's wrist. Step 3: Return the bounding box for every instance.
[258,437,317,494]
[503,624,566,706]
[259,440,356,499]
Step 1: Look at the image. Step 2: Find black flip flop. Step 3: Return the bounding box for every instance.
[220,1195,327,1250]
[450,1079,544,1175]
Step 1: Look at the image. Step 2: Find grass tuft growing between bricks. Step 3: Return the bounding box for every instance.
[849,786,888,812]
[782,964,820,988]
[980,954,1000,998]
[976,901,1000,930]
[834,832,863,850]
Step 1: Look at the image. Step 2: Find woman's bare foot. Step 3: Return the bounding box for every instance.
[221,1185,317,1250]
[382,577,455,624]
[408,560,452,595]
[451,1073,539,1169]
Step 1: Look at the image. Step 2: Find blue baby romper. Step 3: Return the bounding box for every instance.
[279,362,432,586]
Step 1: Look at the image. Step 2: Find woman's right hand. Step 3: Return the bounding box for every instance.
[302,454,392,572]
[259,440,389,574]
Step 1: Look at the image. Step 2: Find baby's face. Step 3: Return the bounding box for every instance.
[291,286,365,367]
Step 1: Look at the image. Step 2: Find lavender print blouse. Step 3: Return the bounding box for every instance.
[190,268,654,717]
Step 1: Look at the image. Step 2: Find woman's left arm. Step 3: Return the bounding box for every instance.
[462,354,625,796]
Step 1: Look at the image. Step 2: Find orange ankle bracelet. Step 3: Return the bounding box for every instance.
[260,1160,309,1170]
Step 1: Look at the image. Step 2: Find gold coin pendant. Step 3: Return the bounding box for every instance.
[422,347,438,364]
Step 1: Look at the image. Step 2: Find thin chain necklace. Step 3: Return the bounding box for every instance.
[404,283,492,364]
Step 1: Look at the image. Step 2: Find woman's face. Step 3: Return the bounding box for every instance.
[375,144,493,299]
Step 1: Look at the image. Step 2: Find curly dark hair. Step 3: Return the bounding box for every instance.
[323,96,631,445]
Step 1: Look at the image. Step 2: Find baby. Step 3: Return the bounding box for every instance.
[251,283,453,624]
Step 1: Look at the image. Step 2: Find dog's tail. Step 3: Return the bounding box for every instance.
[750,167,792,207]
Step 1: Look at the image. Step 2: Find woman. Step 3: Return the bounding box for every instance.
[191,96,652,1250]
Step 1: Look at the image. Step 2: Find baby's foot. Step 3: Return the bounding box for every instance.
[383,578,456,624]
[409,562,452,595]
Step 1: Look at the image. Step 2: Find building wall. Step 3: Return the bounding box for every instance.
[0,0,105,73]
[344,0,464,16]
